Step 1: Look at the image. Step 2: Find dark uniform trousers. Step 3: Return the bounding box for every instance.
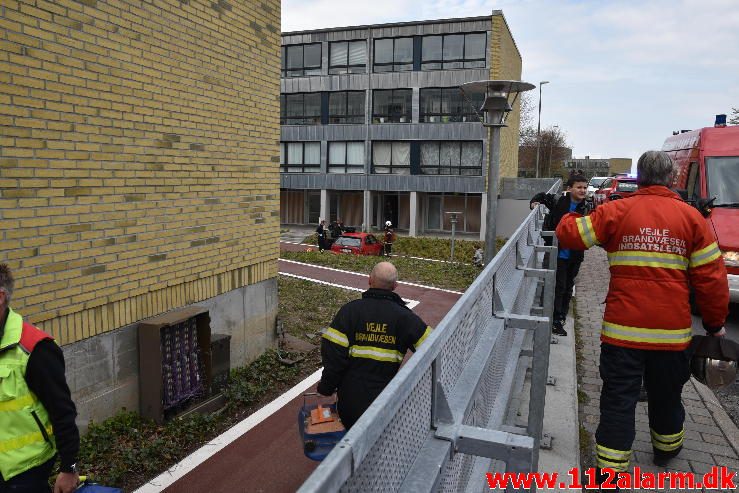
[553,257,581,324]
[0,457,54,493]
[595,343,690,471]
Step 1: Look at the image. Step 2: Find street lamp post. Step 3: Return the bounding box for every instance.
[460,80,535,265]
[535,81,549,178]
[445,212,462,262]
[548,124,559,177]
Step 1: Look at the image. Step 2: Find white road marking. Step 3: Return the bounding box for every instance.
[278,258,463,295]
[279,272,420,309]
[133,368,324,493]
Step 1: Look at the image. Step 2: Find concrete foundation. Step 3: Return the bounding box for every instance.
[64,278,278,430]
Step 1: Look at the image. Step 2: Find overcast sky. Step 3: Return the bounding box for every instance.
[283,0,738,166]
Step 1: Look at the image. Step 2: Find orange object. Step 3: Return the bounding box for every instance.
[310,405,335,425]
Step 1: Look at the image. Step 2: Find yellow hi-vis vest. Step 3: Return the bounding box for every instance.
[0,309,56,480]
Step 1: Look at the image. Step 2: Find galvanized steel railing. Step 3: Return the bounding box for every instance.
[299,181,561,492]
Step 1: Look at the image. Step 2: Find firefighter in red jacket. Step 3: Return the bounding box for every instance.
[556,151,728,480]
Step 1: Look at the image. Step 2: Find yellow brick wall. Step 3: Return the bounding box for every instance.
[489,12,523,180]
[0,0,281,344]
[608,158,633,175]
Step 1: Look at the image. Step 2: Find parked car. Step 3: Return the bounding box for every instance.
[592,175,638,208]
[330,232,384,256]
[586,176,609,200]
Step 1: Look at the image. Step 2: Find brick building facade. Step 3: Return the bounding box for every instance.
[1,0,280,423]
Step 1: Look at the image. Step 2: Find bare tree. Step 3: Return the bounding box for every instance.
[518,125,570,178]
[729,107,739,125]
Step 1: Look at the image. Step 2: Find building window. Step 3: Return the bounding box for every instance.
[421,33,486,70]
[280,93,321,125]
[282,43,322,77]
[328,142,365,174]
[372,141,410,175]
[420,141,483,175]
[373,37,413,73]
[372,89,412,123]
[281,142,321,173]
[420,88,484,123]
[329,41,367,74]
[328,91,365,124]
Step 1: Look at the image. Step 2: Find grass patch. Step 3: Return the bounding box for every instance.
[78,276,355,491]
[278,276,360,341]
[301,234,507,264]
[579,423,595,471]
[281,250,478,291]
[573,299,596,470]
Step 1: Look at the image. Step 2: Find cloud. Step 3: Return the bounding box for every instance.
[282,0,739,164]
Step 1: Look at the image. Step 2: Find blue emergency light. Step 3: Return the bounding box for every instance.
[715,114,727,127]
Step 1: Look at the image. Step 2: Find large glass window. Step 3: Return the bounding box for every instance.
[328,91,365,124]
[420,88,484,123]
[372,89,412,123]
[280,142,321,172]
[373,37,413,72]
[280,93,321,125]
[706,156,739,206]
[420,141,483,175]
[421,33,487,70]
[329,142,365,174]
[329,41,367,74]
[372,141,411,175]
[282,43,322,77]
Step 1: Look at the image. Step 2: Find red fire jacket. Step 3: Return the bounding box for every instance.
[556,186,728,350]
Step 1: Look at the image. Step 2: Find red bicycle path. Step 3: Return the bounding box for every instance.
[161,243,462,493]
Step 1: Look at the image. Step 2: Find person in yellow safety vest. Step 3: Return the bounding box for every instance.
[317,262,432,429]
[0,264,80,493]
[556,152,728,490]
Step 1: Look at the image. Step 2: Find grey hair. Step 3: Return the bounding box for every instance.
[636,151,675,187]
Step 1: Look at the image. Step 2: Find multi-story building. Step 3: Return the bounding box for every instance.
[280,12,522,237]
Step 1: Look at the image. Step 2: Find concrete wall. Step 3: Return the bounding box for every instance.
[64,278,278,427]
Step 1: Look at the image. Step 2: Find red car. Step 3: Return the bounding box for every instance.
[593,175,638,208]
[330,232,384,256]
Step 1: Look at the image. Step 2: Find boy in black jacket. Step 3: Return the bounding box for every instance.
[530,174,589,336]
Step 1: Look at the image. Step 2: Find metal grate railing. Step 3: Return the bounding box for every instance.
[299,181,561,492]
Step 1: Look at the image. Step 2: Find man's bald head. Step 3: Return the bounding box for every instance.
[369,262,398,291]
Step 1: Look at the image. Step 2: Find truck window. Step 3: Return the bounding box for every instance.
[686,162,700,200]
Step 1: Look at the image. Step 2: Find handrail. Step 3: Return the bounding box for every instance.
[299,180,562,492]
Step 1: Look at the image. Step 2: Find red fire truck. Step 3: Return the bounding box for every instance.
[662,115,739,303]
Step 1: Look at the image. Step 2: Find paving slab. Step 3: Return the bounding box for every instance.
[574,248,739,491]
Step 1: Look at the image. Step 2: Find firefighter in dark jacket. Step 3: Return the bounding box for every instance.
[317,262,432,429]
[0,264,80,493]
[530,174,589,336]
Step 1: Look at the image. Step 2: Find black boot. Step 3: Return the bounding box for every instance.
[594,468,621,492]
[653,445,682,467]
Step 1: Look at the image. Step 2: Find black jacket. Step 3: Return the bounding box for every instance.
[531,192,587,263]
[318,289,431,428]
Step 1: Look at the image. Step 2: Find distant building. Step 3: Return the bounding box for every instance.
[280,12,523,237]
[560,156,633,180]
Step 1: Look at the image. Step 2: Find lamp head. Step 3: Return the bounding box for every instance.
[460,80,535,127]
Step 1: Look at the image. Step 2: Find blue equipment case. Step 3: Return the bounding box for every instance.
[298,393,346,461]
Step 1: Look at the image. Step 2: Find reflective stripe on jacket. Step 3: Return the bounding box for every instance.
[0,309,57,480]
[318,288,431,399]
[556,186,728,350]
